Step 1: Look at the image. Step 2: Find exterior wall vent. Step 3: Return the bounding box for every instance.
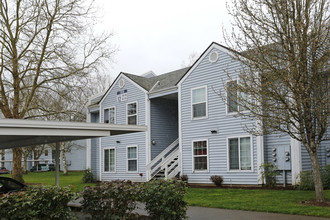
[118,79,125,88]
[209,51,219,63]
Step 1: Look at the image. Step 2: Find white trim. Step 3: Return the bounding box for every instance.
[99,137,102,181]
[291,138,302,185]
[191,85,208,120]
[126,145,138,173]
[177,43,238,87]
[145,93,151,179]
[191,139,209,173]
[103,106,116,124]
[86,110,91,169]
[126,101,138,125]
[209,51,219,63]
[178,84,183,175]
[256,135,264,184]
[226,135,254,172]
[103,147,116,173]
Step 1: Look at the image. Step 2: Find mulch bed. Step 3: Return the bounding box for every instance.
[299,200,330,207]
[188,184,295,190]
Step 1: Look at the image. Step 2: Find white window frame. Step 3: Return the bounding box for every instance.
[226,79,249,115]
[104,106,116,124]
[192,139,209,172]
[104,147,116,173]
[126,102,138,125]
[191,86,208,120]
[227,135,253,172]
[126,145,138,173]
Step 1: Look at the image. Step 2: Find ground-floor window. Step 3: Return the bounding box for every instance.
[104,148,115,172]
[228,136,252,170]
[127,146,138,172]
[193,140,208,171]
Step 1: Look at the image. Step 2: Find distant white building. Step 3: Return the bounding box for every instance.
[0,139,86,172]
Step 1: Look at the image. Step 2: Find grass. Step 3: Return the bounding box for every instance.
[3,172,330,217]
[2,171,95,192]
[185,187,330,218]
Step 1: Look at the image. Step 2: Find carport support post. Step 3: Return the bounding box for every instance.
[55,142,60,186]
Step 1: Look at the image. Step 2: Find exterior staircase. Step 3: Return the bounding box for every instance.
[146,138,180,180]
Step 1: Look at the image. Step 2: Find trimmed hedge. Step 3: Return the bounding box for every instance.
[0,186,76,220]
[81,179,188,220]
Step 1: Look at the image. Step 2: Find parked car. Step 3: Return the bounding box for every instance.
[30,164,49,172]
[0,167,9,174]
[48,163,55,171]
[0,177,26,195]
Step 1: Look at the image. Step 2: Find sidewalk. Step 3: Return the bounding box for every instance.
[186,206,330,220]
[69,199,330,220]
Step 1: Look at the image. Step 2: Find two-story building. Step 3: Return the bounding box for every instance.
[87,42,330,185]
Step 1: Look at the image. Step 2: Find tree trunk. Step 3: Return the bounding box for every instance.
[61,144,68,175]
[23,156,28,174]
[308,150,324,202]
[12,148,24,183]
[0,149,5,167]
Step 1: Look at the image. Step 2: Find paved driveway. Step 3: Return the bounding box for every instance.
[187,206,330,220]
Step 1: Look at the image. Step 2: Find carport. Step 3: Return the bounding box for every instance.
[0,119,147,185]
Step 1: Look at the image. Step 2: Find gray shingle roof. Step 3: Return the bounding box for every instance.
[123,67,190,92]
[88,67,191,107]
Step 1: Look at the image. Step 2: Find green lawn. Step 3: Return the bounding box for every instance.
[185,187,330,217]
[3,172,330,217]
[2,171,95,192]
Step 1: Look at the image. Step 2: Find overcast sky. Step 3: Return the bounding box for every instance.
[95,0,232,79]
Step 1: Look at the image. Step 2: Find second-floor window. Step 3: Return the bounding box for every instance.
[127,102,137,125]
[192,86,207,119]
[104,107,116,124]
[227,80,247,113]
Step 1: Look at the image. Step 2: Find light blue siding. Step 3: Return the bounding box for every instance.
[264,134,292,184]
[180,47,258,185]
[301,139,330,171]
[99,75,147,182]
[90,112,100,179]
[150,98,178,160]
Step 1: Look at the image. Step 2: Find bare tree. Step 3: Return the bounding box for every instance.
[181,52,198,68]
[0,0,115,182]
[223,0,329,201]
[0,149,4,167]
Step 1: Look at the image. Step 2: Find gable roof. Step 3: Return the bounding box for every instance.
[88,67,190,107]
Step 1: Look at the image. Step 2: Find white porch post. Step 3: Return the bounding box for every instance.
[55,142,60,186]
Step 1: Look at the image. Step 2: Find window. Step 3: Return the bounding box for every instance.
[127,102,137,125]
[44,150,48,156]
[192,87,207,119]
[193,140,208,171]
[227,80,247,113]
[228,137,252,171]
[104,107,115,124]
[127,146,137,172]
[104,148,115,172]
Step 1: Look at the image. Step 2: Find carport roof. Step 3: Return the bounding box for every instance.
[0,119,147,149]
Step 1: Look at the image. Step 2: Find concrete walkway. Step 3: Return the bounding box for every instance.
[187,206,330,220]
[70,199,330,220]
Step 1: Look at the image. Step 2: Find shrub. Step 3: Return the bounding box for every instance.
[296,170,314,190]
[142,179,187,220]
[259,163,279,187]
[82,169,95,183]
[180,175,189,183]
[210,175,223,187]
[81,180,142,219]
[0,186,76,220]
[296,165,330,190]
[322,164,330,190]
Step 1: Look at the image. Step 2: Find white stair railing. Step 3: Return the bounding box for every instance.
[147,138,180,180]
